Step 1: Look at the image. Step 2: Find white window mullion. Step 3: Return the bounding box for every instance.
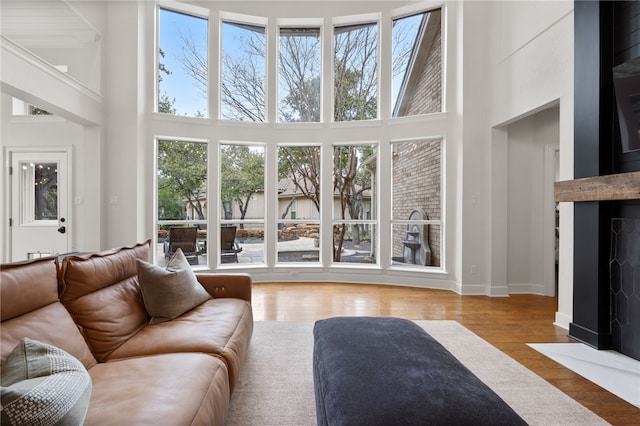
[210,10,221,121]
[378,133,392,269]
[379,10,392,120]
[266,17,277,123]
[265,140,278,266]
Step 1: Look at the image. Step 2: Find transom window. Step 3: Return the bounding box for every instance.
[221,21,266,121]
[157,7,208,117]
[278,27,321,122]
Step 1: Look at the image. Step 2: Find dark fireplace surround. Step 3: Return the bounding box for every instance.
[570,1,640,361]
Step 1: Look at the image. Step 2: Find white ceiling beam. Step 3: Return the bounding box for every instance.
[0,36,103,126]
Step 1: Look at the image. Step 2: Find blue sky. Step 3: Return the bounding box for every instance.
[159,8,423,118]
[159,8,208,116]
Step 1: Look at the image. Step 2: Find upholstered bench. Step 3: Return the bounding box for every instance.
[312,317,527,426]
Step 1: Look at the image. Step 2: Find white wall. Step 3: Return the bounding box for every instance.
[506,107,559,293]
[455,0,493,294]
[484,0,574,325]
[0,0,106,258]
[0,93,103,255]
[1,1,577,319]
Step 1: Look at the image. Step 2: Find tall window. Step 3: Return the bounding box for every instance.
[220,144,266,264]
[332,143,377,263]
[334,22,378,121]
[152,8,447,275]
[391,138,442,268]
[392,9,442,117]
[156,139,208,268]
[277,145,321,263]
[221,21,266,121]
[158,8,208,117]
[278,28,321,122]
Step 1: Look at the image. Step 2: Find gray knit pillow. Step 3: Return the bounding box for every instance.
[137,248,212,324]
[1,338,92,426]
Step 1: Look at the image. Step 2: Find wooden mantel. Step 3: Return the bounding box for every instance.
[554,171,640,202]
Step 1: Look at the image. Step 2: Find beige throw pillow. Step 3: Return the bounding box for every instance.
[137,248,211,324]
[0,338,92,426]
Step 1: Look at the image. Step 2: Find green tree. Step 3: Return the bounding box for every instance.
[220,145,265,224]
[157,140,207,220]
[157,185,185,220]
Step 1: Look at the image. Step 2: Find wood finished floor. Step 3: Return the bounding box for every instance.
[251,282,640,426]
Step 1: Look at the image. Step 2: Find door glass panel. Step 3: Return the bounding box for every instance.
[20,161,58,223]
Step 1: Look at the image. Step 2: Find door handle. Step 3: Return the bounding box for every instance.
[58,217,66,234]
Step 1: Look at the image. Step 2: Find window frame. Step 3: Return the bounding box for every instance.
[277,20,324,123]
[219,12,269,122]
[156,2,210,118]
[331,13,381,123]
[149,4,449,281]
[389,136,445,272]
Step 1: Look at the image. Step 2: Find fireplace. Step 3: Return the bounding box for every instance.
[610,218,640,360]
[564,1,640,362]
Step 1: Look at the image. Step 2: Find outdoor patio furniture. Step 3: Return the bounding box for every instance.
[221,226,242,263]
[164,227,202,265]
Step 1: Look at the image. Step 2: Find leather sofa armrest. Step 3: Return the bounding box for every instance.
[196,273,252,302]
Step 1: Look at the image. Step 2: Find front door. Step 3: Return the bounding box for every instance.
[9,150,70,261]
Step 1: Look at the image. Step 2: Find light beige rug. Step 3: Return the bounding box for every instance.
[226,320,609,426]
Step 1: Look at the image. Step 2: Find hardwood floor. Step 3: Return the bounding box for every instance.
[251,282,640,426]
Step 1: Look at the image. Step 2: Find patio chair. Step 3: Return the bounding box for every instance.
[164,226,202,265]
[221,226,242,263]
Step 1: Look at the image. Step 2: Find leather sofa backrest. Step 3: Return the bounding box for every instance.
[1,257,98,369]
[58,240,152,361]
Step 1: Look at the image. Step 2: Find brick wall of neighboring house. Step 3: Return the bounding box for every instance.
[405,27,442,116]
[390,12,442,267]
[392,139,441,267]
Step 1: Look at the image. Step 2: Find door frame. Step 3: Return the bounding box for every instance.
[4,146,72,262]
[543,145,560,296]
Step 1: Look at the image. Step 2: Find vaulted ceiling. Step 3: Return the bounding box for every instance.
[1,0,100,49]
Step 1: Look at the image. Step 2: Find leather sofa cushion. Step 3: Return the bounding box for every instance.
[1,257,97,369]
[1,303,98,370]
[59,241,151,361]
[1,257,59,322]
[107,298,253,393]
[86,353,229,426]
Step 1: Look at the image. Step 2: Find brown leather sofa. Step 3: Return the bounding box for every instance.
[1,240,253,425]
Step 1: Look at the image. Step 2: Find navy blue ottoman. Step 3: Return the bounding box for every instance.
[313,317,527,426]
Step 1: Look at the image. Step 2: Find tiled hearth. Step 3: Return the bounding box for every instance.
[610,219,640,361]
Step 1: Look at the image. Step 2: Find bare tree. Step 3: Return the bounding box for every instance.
[278,146,321,212]
[173,22,407,261]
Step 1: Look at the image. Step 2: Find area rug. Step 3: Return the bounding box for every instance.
[226,320,609,426]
